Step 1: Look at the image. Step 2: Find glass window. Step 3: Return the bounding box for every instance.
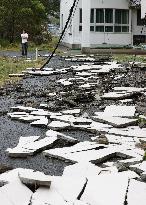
[137,9,145,26]
[105,26,113,32]
[115,9,129,24]
[115,10,122,24]
[96,26,104,32]
[115,26,121,32]
[90,26,94,31]
[79,26,82,31]
[122,26,129,32]
[105,9,113,23]
[90,9,94,23]
[96,9,104,23]
[122,10,129,24]
[79,9,82,23]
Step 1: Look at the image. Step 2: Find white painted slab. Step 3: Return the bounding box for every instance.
[44,144,138,164]
[30,117,48,127]
[101,91,133,99]
[81,172,137,205]
[46,129,78,143]
[48,121,71,130]
[63,162,101,178]
[0,181,32,205]
[31,176,86,204]
[7,136,57,157]
[19,169,51,187]
[92,115,137,128]
[103,105,136,117]
[127,179,146,205]
[61,109,81,115]
[113,87,146,92]
[106,126,146,138]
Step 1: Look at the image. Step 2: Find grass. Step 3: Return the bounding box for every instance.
[112,54,146,63]
[0,56,44,86]
[0,36,63,86]
[144,152,146,160]
[0,36,60,52]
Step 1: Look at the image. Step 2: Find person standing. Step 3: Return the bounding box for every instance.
[21,30,28,56]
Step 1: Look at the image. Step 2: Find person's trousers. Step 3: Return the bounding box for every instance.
[22,42,28,56]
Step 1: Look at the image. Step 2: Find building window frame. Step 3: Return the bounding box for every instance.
[89,8,129,33]
[79,8,82,31]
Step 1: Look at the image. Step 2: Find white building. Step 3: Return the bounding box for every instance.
[60,0,146,51]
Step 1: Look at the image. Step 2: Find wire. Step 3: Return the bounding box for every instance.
[40,0,80,70]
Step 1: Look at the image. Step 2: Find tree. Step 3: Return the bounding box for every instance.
[40,0,60,16]
[0,0,47,43]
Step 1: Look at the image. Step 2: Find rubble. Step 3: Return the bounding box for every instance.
[1,54,146,204]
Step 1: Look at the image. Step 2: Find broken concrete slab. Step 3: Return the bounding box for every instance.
[106,126,146,138]
[63,162,101,178]
[61,109,81,116]
[7,112,29,120]
[30,109,51,116]
[30,117,48,127]
[30,176,86,204]
[44,141,106,162]
[19,115,44,123]
[9,73,25,77]
[92,115,137,128]
[113,87,146,93]
[6,136,57,157]
[127,179,146,205]
[101,91,135,100]
[0,180,32,205]
[48,120,71,131]
[103,105,136,117]
[19,169,51,187]
[44,144,137,164]
[10,106,38,112]
[105,134,140,145]
[46,129,79,143]
[81,172,138,205]
[130,161,146,174]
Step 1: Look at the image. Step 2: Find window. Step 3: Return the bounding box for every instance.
[79,26,82,31]
[79,9,82,31]
[105,26,113,32]
[137,9,145,26]
[96,9,104,23]
[96,26,104,32]
[90,9,94,23]
[79,9,82,23]
[115,9,129,32]
[80,8,129,33]
[90,26,94,31]
[105,9,113,23]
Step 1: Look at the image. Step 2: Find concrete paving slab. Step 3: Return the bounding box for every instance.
[81,172,136,205]
[31,176,86,204]
[48,121,71,130]
[19,169,51,187]
[127,179,146,205]
[92,115,137,128]
[30,117,48,127]
[46,129,79,143]
[0,181,32,205]
[7,136,57,157]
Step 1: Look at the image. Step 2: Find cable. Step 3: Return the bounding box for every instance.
[40,0,80,70]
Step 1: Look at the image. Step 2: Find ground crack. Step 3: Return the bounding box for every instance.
[124,178,130,205]
[77,178,88,200]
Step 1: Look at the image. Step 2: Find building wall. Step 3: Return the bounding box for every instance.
[132,9,146,36]
[60,0,145,48]
[60,0,74,45]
